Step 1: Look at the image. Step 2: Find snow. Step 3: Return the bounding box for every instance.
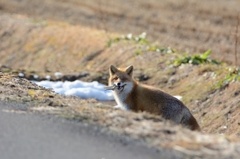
[45,75,51,80]
[33,75,39,79]
[18,73,25,77]
[33,80,114,101]
[54,72,63,77]
[33,80,182,102]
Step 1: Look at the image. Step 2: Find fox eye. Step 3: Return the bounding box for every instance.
[113,77,118,81]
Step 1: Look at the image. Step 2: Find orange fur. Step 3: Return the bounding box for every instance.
[108,65,201,131]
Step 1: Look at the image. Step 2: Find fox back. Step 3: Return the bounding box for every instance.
[108,65,201,131]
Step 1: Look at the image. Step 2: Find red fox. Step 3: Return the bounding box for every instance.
[107,65,201,131]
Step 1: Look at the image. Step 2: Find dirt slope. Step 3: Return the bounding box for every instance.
[0,0,239,64]
[0,73,240,159]
[0,11,239,137]
[0,0,240,157]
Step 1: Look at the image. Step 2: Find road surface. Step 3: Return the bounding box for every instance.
[0,100,174,159]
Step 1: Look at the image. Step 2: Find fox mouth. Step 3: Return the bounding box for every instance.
[116,84,126,92]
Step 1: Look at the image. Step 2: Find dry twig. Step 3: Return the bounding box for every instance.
[234,13,239,66]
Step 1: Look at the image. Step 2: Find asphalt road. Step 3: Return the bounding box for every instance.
[0,101,175,159]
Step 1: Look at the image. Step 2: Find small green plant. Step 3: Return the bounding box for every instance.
[173,50,220,66]
[134,49,143,55]
[107,32,176,55]
[107,32,149,47]
[133,46,175,55]
[215,67,240,89]
[107,32,175,55]
[147,46,175,53]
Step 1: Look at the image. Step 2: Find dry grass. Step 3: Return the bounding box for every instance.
[0,0,240,64]
[0,73,239,158]
[1,12,240,137]
[0,1,240,158]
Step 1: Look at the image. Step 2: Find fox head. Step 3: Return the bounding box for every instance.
[108,65,135,93]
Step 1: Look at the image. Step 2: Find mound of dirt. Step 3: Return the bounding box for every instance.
[0,0,239,64]
[0,0,240,158]
[0,73,240,159]
[0,11,239,137]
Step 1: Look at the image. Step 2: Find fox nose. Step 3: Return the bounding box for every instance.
[117,82,121,86]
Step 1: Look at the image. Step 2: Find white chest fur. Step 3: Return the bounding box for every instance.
[112,82,133,110]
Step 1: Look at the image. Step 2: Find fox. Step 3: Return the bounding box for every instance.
[107,65,201,131]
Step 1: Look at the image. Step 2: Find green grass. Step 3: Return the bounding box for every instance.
[214,67,240,89]
[107,33,175,55]
[107,32,149,47]
[173,50,221,66]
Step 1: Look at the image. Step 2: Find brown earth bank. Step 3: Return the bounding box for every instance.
[0,11,239,138]
[0,0,240,158]
[0,0,239,65]
[0,73,240,159]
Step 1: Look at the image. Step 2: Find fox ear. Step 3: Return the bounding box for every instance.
[125,65,133,76]
[109,65,118,75]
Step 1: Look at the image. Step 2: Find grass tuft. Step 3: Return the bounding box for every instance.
[173,50,221,66]
[214,67,240,89]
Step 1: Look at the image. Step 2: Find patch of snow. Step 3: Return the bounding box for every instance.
[45,75,51,80]
[54,72,63,77]
[222,126,227,129]
[18,73,25,77]
[34,80,181,102]
[33,75,39,79]
[126,33,132,39]
[34,80,114,101]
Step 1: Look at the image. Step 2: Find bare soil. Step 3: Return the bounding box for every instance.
[0,0,240,158]
[0,0,239,65]
[0,73,240,159]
